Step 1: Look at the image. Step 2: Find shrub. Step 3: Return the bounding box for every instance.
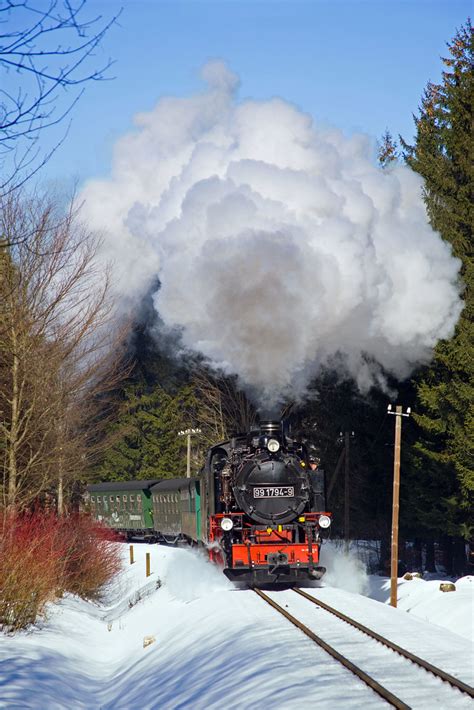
[0,510,122,632]
[0,511,67,631]
[60,514,122,600]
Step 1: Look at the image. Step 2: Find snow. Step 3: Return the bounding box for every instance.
[0,543,472,709]
[322,540,474,643]
[367,572,474,642]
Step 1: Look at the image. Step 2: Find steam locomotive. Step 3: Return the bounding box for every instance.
[202,420,331,584]
[86,420,331,585]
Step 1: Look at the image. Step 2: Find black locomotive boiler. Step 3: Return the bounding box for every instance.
[202,420,332,584]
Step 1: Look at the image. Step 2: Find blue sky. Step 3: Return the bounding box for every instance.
[15,0,470,187]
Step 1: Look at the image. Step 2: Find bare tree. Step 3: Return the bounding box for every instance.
[0,188,127,512]
[0,0,120,192]
[192,369,258,440]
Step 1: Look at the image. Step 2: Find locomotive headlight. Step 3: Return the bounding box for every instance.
[220,517,234,531]
[318,515,331,529]
[267,438,280,453]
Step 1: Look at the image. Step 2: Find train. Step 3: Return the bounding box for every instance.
[86,420,332,585]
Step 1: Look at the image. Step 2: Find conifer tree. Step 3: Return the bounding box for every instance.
[402,20,473,544]
[377,129,399,167]
[94,382,184,481]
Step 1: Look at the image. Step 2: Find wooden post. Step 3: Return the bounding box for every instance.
[178,428,201,477]
[327,447,345,501]
[390,406,402,607]
[146,551,151,577]
[129,545,134,565]
[344,431,350,553]
[186,432,191,478]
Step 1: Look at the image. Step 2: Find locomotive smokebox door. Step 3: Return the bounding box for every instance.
[233,457,310,524]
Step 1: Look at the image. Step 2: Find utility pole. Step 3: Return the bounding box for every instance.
[327,431,354,552]
[344,431,350,553]
[387,404,411,607]
[178,428,201,477]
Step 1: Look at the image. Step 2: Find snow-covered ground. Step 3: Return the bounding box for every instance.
[320,542,474,642]
[0,543,472,709]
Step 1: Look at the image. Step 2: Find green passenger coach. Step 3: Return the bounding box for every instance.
[86,477,202,544]
[86,480,159,539]
[151,478,201,544]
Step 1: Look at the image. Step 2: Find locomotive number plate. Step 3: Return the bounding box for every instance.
[253,486,295,498]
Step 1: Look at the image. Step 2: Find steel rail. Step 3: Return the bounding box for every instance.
[293,587,474,699]
[254,589,410,710]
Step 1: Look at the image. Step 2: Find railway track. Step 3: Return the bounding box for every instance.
[293,588,474,699]
[254,588,474,709]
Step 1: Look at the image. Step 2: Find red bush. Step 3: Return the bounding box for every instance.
[0,511,122,632]
[60,514,122,600]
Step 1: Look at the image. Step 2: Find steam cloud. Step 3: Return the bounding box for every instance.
[81,61,462,405]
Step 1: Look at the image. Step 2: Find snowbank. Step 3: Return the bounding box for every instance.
[368,573,474,641]
[0,543,472,709]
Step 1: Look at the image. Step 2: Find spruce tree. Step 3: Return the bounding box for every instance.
[94,381,200,481]
[402,20,473,543]
[377,129,399,167]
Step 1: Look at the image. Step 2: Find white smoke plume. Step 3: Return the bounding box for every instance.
[80,61,462,406]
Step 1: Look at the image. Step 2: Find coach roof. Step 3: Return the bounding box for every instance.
[86,479,160,492]
[150,477,198,492]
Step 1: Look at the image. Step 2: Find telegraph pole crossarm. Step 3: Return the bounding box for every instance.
[387,404,411,608]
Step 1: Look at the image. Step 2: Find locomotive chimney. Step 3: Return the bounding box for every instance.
[259,420,282,436]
